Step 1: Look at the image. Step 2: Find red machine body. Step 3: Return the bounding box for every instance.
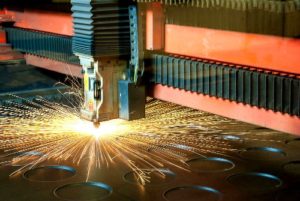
[146,3,300,135]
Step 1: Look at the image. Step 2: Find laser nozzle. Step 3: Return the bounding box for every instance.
[93,121,100,128]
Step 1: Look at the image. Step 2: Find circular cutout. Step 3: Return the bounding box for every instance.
[222,135,242,141]
[210,134,243,143]
[163,186,221,201]
[124,168,175,185]
[276,187,300,201]
[240,147,286,161]
[11,151,43,166]
[187,157,235,173]
[54,182,112,201]
[283,161,300,177]
[23,165,76,182]
[227,172,282,194]
[172,144,194,151]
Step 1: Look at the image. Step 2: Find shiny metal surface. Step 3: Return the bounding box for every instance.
[1,106,300,201]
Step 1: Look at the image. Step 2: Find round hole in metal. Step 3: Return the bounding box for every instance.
[10,151,43,167]
[23,165,76,182]
[240,147,286,160]
[54,182,112,201]
[222,135,242,141]
[283,161,300,177]
[124,168,176,185]
[227,172,282,194]
[163,186,221,201]
[276,187,300,201]
[186,157,235,173]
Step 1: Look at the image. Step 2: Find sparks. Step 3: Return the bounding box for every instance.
[0,88,236,184]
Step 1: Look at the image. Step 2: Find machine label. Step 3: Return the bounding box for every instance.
[84,73,89,92]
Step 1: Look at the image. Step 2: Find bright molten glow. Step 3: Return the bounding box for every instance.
[71,119,130,139]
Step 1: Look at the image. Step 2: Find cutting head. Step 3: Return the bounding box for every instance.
[78,56,103,126]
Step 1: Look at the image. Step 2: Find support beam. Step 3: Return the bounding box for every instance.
[0,11,14,43]
[0,29,6,43]
[146,2,164,51]
[5,9,73,36]
[164,24,300,75]
[25,54,82,78]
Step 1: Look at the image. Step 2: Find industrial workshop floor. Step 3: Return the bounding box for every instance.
[0,64,300,201]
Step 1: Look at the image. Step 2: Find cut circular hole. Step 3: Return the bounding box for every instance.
[283,161,300,177]
[276,187,300,201]
[171,144,194,151]
[147,144,193,153]
[11,151,43,166]
[54,182,112,201]
[221,135,242,141]
[124,168,176,185]
[227,172,282,194]
[163,186,221,201]
[240,147,286,161]
[23,165,76,182]
[187,157,235,173]
[210,134,243,143]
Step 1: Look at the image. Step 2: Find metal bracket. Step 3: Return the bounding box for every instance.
[129,5,143,84]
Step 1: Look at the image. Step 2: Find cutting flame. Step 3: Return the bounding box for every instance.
[71,119,130,139]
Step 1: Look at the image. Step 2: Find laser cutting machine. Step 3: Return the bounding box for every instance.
[0,0,300,134]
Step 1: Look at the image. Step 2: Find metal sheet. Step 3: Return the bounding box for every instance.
[1,101,300,201]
